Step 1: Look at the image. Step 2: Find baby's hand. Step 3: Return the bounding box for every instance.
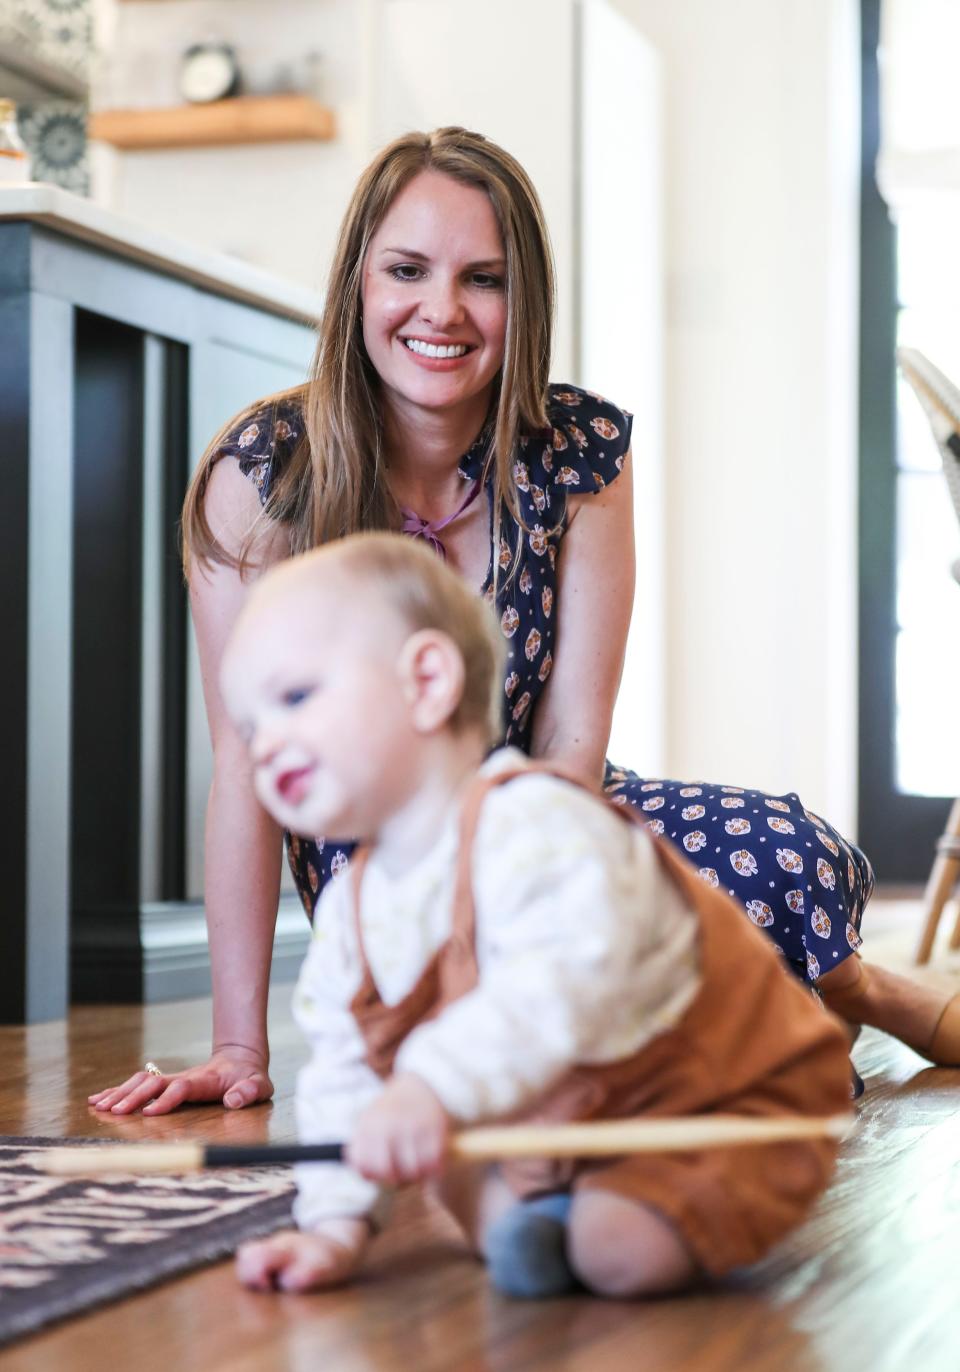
[236,1219,369,1292]
[349,1072,450,1185]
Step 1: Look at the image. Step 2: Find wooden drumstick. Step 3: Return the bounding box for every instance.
[37,1113,854,1176]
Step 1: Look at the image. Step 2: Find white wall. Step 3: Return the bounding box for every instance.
[613,0,860,832]
[580,1,665,774]
[91,0,378,290]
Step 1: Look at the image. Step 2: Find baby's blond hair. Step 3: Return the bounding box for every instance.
[256,534,506,746]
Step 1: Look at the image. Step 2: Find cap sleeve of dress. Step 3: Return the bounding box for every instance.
[533,385,633,495]
[211,398,305,508]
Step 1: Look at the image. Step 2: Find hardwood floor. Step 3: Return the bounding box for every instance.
[3,898,960,1372]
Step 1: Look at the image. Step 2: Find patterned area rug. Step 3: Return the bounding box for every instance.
[0,1136,294,1347]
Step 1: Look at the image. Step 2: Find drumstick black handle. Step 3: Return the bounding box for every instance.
[203,1143,345,1166]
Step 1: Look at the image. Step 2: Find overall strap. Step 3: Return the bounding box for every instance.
[448,759,610,947]
[349,759,628,969]
[348,844,375,977]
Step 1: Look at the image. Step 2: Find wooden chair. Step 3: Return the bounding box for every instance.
[896,349,960,962]
[915,795,960,963]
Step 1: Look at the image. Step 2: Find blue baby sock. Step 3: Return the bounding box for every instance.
[485,1191,576,1299]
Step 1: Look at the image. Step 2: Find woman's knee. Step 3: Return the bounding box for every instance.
[567,1189,698,1298]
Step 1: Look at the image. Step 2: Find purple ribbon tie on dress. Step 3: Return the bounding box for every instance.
[400,479,482,560]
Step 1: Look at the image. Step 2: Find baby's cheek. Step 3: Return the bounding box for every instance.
[254,772,281,821]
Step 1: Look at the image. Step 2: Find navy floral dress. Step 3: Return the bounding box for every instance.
[216,384,874,984]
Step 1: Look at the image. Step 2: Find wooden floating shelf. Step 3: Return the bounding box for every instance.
[88,95,335,150]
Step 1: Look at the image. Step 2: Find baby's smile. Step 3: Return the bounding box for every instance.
[275,764,316,806]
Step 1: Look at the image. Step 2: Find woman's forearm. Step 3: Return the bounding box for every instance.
[205,758,284,1062]
[528,463,635,792]
[529,721,609,791]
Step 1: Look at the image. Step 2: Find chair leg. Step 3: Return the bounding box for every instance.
[915,798,960,963]
[947,897,960,950]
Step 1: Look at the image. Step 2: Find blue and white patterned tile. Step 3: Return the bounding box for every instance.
[6,0,91,193]
[9,0,92,77]
[18,102,88,194]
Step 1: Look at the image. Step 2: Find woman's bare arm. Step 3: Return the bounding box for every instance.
[88,459,290,1114]
[529,450,636,787]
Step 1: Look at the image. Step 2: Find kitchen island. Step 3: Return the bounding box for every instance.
[0,184,320,1022]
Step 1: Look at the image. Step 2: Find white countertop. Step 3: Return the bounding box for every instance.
[0,182,323,324]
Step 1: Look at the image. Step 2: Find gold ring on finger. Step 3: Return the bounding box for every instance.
[143,1061,163,1077]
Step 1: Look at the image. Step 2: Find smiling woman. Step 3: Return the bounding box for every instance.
[363,172,507,400]
[85,126,960,1120]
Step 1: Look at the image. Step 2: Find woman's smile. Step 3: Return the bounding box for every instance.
[399,334,478,370]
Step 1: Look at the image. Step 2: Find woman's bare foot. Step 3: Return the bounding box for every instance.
[236,1220,369,1291]
[818,958,960,1064]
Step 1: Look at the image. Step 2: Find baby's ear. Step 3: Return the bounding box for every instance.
[397,630,466,733]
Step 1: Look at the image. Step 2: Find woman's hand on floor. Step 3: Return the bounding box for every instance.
[86,1047,274,1115]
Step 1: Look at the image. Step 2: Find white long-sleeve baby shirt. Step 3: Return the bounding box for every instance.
[292,749,701,1232]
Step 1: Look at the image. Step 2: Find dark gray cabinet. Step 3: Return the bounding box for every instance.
[0,210,316,1022]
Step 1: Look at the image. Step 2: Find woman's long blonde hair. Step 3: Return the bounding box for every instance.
[181,126,556,576]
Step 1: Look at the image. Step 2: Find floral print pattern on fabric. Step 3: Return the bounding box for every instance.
[219,384,874,982]
[603,772,871,982]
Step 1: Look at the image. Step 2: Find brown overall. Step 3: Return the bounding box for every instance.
[347,762,851,1275]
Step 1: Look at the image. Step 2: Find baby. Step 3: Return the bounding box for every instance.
[220,533,851,1300]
